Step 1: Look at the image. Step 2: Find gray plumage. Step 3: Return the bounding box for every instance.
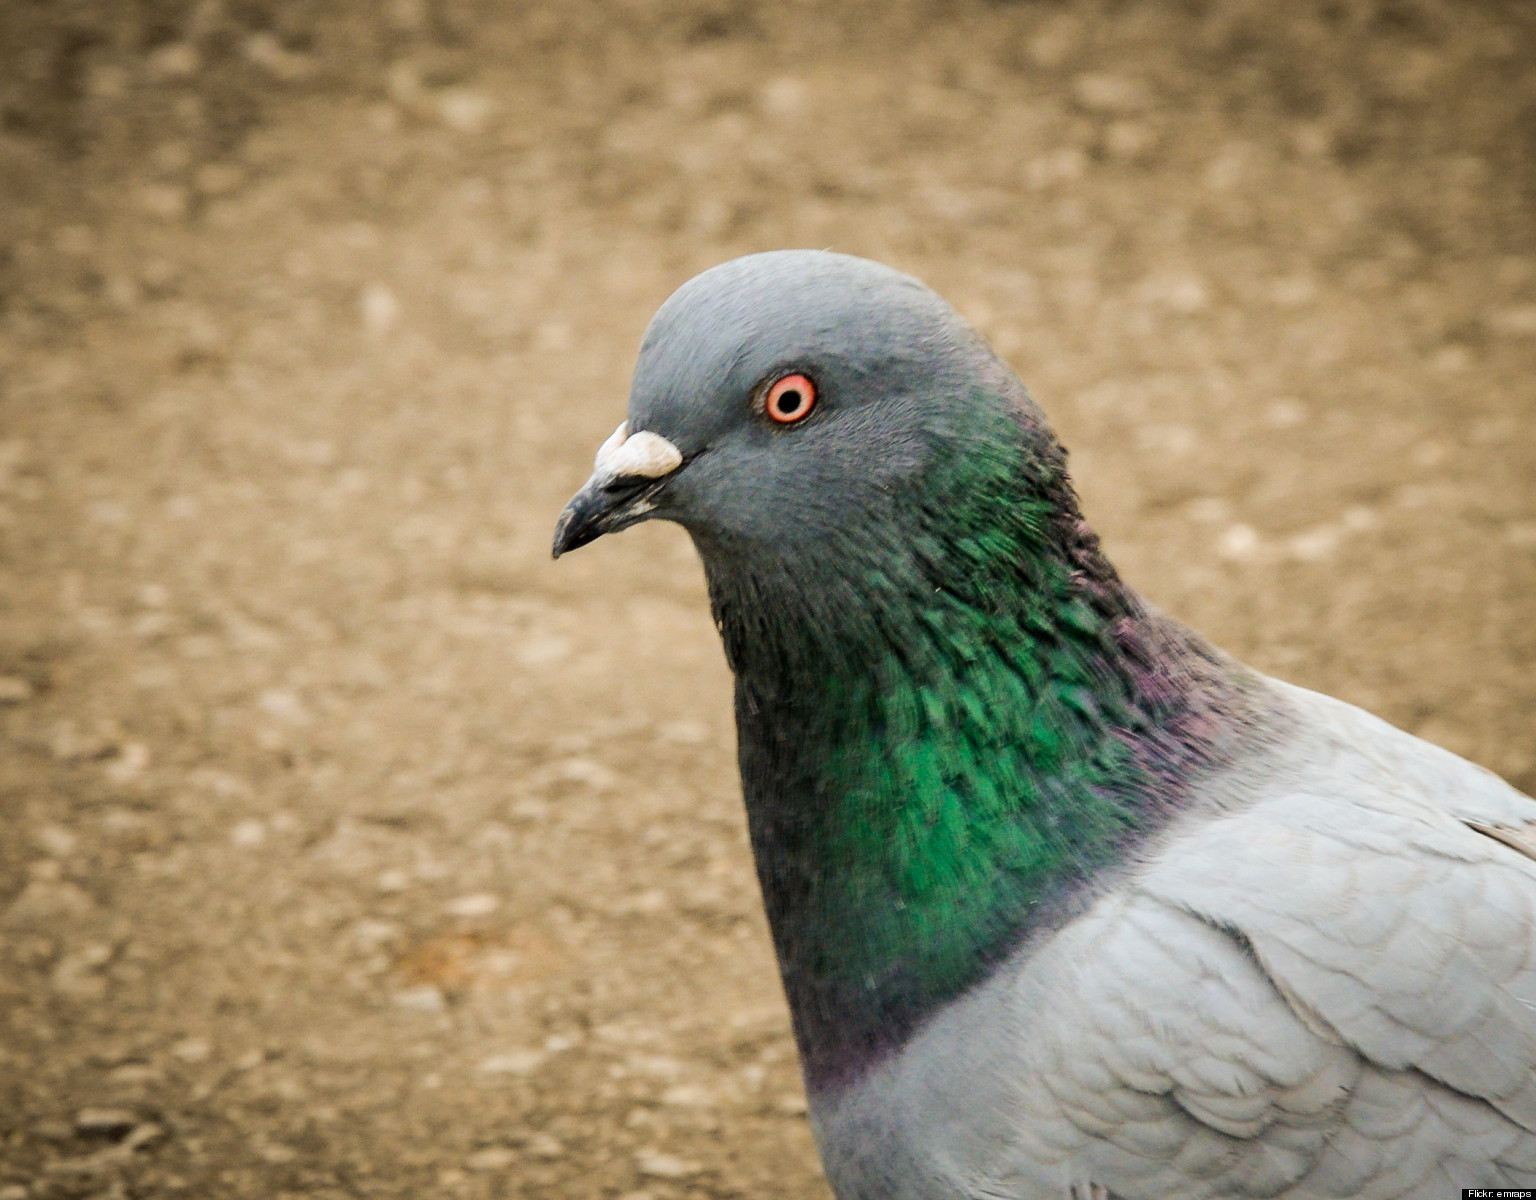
[553,250,1536,1199]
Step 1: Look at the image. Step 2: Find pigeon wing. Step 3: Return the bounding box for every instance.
[965,687,1536,1199]
[1030,687,1536,1197]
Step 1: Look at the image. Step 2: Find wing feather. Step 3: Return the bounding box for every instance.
[1005,687,1536,1196]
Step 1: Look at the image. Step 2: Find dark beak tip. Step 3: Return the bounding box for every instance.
[550,507,583,560]
[552,469,670,560]
[552,488,607,559]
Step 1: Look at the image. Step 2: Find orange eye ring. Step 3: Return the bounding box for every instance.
[764,374,817,425]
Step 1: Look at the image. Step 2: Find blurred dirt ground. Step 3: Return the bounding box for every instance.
[0,1,1533,1197]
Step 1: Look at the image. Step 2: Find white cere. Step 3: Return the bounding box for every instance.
[594,422,683,481]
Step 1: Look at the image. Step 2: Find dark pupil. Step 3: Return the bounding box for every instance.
[777,389,802,414]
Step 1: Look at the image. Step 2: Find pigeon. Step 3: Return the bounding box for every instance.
[552,250,1536,1199]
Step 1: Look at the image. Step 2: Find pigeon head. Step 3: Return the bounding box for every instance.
[551,250,1051,565]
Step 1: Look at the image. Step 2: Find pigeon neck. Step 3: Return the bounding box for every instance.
[700,407,1257,1094]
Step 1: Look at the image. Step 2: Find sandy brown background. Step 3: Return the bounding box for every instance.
[0,1,1533,1197]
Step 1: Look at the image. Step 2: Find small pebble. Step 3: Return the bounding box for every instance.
[1104,120,1157,160]
[1265,399,1308,427]
[0,676,34,704]
[243,32,315,80]
[657,719,708,745]
[394,984,446,1013]
[635,1149,701,1178]
[1072,72,1151,115]
[1136,269,1210,314]
[660,1083,715,1108]
[75,1107,138,1138]
[1184,497,1232,525]
[35,824,78,857]
[107,1063,161,1086]
[171,1037,211,1063]
[1431,344,1472,372]
[444,893,499,918]
[554,757,617,788]
[1216,524,1261,562]
[438,88,495,134]
[146,42,200,80]
[465,1146,516,1171]
[231,819,266,848]
[128,1123,164,1147]
[1286,526,1340,563]
[760,76,805,118]
[4,879,95,925]
[1488,304,1536,338]
[361,285,400,336]
[350,919,402,952]
[105,743,150,784]
[477,1049,546,1075]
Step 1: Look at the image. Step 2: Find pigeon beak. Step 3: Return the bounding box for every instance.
[552,422,684,558]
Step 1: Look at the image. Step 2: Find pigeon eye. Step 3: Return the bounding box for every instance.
[764,374,817,425]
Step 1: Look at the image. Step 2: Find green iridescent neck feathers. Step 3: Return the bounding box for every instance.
[709,399,1249,1085]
